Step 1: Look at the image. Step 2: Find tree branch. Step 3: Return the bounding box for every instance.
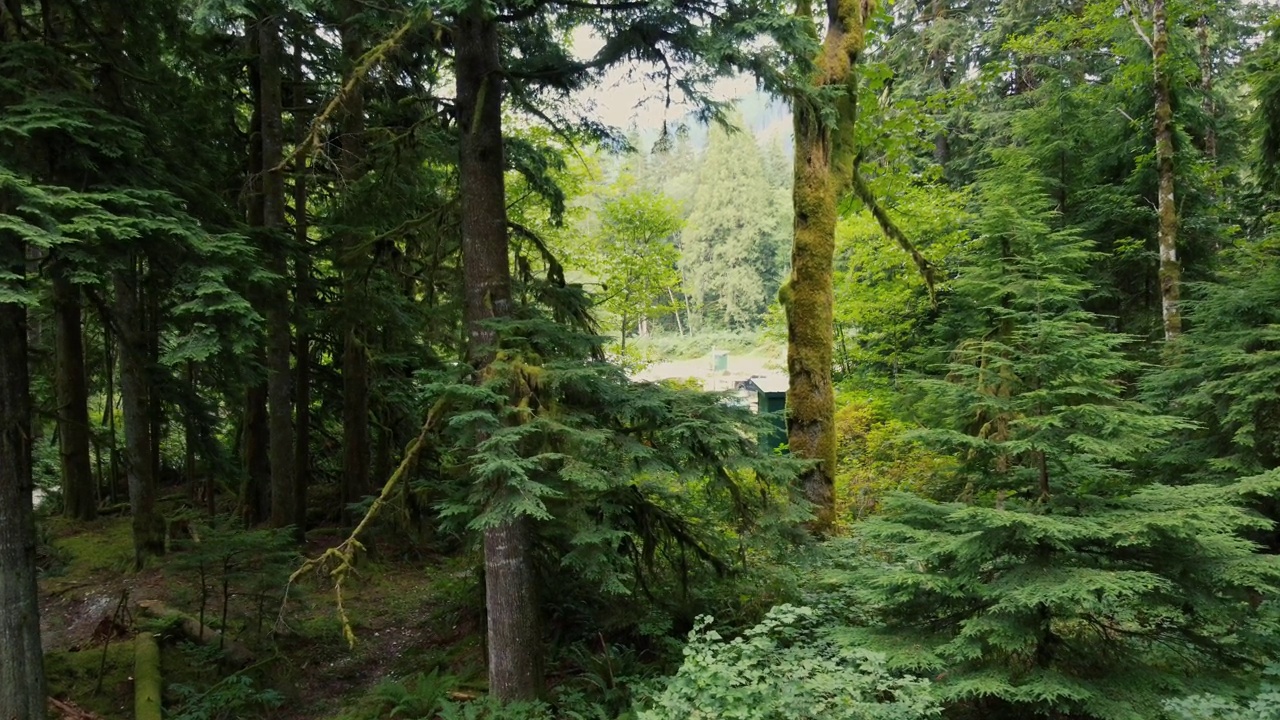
[1121,0,1154,51]
[850,164,938,307]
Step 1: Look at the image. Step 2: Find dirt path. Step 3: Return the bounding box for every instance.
[631,352,786,391]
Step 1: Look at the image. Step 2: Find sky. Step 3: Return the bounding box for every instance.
[569,26,763,132]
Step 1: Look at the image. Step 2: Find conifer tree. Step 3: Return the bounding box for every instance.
[681,120,788,328]
[830,154,1280,720]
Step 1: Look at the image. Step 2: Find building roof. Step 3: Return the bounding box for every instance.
[743,375,789,395]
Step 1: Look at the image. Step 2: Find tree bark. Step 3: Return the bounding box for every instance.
[52,257,97,520]
[787,0,867,534]
[241,19,270,525]
[1153,0,1181,340]
[113,258,165,567]
[0,237,47,720]
[293,31,311,536]
[339,3,371,518]
[455,4,543,701]
[260,12,297,531]
[242,387,270,523]
[1197,12,1216,160]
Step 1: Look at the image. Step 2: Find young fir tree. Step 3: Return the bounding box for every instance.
[828,153,1280,720]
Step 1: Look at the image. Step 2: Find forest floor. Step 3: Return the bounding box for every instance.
[37,510,487,720]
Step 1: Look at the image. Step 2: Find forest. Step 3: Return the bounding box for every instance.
[2,0,1280,718]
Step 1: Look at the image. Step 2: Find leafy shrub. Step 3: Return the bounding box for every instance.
[832,395,954,528]
[636,604,939,720]
[1165,667,1280,720]
[168,643,283,720]
[367,670,459,719]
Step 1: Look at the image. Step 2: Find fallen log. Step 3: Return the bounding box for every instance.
[134,633,162,720]
[48,697,105,720]
[136,600,254,667]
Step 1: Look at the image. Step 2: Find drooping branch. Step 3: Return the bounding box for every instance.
[274,10,439,174]
[284,399,446,647]
[850,163,937,306]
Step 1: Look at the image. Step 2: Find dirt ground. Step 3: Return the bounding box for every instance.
[631,351,786,391]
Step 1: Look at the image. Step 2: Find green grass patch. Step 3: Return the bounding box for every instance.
[629,330,780,360]
[50,516,136,577]
[45,643,135,719]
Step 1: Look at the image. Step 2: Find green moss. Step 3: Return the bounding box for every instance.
[49,516,136,578]
[45,644,136,719]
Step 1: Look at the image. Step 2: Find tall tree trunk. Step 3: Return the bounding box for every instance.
[241,20,270,525]
[0,236,46,720]
[455,5,543,701]
[339,3,371,517]
[1197,12,1216,159]
[260,12,296,531]
[242,387,270,523]
[293,31,311,535]
[103,330,119,504]
[145,273,162,489]
[787,0,868,534]
[1153,0,1181,340]
[114,258,165,566]
[52,257,97,520]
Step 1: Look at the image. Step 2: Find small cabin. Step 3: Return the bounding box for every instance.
[741,376,788,454]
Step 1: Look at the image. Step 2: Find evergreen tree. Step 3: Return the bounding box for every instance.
[681,119,789,329]
[826,154,1280,720]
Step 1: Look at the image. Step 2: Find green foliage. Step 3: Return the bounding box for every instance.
[168,518,299,645]
[910,153,1188,501]
[833,474,1280,719]
[1165,667,1280,720]
[429,314,807,603]
[832,394,954,527]
[680,119,790,329]
[590,183,683,348]
[168,644,284,720]
[367,670,459,719]
[637,604,940,720]
[813,154,1280,720]
[1145,234,1280,483]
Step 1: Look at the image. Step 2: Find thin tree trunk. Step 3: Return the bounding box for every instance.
[787,0,867,534]
[52,257,97,520]
[456,4,543,701]
[1197,13,1216,160]
[241,19,270,525]
[184,363,199,504]
[242,387,270,523]
[0,236,46,720]
[260,12,296,531]
[339,3,370,517]
[293,30,311,536]
[114,258,165,567]
[1153,0,1181,340]
[145,274,162,490]
[104,330,119,504]
[667,288,684,335]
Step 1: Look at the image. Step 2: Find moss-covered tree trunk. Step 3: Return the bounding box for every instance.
[0,234,46,720]
[787,0,868,533]
[52,256,97,520]
[339,1,371,518]
[455,3,543,701]
[1153,0,1181,340]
